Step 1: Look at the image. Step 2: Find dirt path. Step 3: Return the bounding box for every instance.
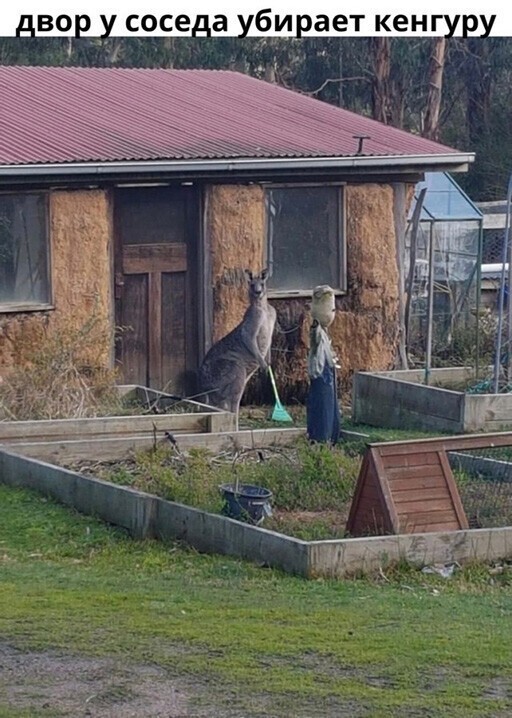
[0,643,194,717]
[0,642,366,717]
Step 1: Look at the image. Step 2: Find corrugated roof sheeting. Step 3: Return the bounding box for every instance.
[0,66,462,166]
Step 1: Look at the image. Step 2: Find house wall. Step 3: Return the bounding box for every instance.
[206,184,266,344]
[206,182,406,401]
[0,190,112,373]
[1,181,407,402]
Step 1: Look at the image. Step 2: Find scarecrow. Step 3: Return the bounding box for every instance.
[306,285,341,444]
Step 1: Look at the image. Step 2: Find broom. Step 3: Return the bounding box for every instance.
[267,366,293,423]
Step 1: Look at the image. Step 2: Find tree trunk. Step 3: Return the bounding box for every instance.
[264,63,276,83]
[423,38,446,140]
[162,38,175,69]
[466,39,492,145]
[371,38,391,124]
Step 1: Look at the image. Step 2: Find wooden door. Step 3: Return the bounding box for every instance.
[114,186,199,395]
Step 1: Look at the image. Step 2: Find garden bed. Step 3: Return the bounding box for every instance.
[353,367,512,433]
[0,384,235,446]
[57,436,512,539]
[59,438,362,541]
[3,440,512,578]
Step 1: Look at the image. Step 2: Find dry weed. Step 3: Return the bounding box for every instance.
[0,314,121,420]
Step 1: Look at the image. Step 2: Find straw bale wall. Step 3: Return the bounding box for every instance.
[1,180,409,403]
[0,190,113,374]
[207,182,408,402]
[206,185,266,342]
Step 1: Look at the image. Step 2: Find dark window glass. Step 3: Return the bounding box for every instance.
[0,193,49,306]
[266,187,343,291]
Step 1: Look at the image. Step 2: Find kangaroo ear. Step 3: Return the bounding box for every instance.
[244,269,253,281]
[260,268,269,281]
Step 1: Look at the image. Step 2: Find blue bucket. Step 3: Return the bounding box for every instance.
[220,483,273,525]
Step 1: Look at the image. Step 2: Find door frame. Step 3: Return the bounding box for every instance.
[112,182,203,393]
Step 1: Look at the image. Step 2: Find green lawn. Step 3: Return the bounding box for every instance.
[1,485,512,717]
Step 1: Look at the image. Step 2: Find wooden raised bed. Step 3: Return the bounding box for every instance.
[353,367,512,433]
[347,432,512,537]
[0,384,235,447]
[3,431,512,577]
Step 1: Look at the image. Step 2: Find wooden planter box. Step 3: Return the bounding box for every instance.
[0,384,235,447]
[3,437,512,578]
[353,367,512,433]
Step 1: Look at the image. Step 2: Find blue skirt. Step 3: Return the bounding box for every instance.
[306,363,341,444]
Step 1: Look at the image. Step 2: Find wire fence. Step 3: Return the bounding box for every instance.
[449,446,512,528]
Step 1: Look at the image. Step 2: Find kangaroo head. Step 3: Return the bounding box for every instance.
[245,268,269,301]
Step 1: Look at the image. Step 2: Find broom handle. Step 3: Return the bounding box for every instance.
[267,366,281,403]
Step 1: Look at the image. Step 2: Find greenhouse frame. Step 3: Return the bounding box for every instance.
[406,171,483,377]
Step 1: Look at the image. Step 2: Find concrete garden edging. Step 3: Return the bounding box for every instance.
[353,367,512,433]
[2,445,512,578]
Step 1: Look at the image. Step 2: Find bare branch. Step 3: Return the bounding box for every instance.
[300,76,370,97]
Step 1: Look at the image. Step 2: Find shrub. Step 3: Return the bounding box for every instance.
[0,314,120,420]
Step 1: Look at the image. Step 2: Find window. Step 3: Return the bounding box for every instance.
[0,193,50,309]
[266,186,345,294]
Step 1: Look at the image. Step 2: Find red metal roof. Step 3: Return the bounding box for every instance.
[0,65,461,166]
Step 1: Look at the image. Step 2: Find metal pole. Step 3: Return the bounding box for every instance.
[505,174,512,384]
[425,222,435,386]
[475,220,482,381]
[492,172,512,393]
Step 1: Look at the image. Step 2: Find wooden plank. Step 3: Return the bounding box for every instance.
[347,447,406,537]
[376,432,512,456]
[370,447,399,533]
[7,427,306,463]
[161,271,187,395]
[346,452,372,534]
[355,498,377,513]
[399,509,459,525]
[148,272,162,388]
[353,373,464,429]
[390,487,450,502]
[123,243,187,274]
[438,450,469,529]
[0,413,213,442]
[360,441,473,535]
[386,463,444,480]
[382,452,440,469]
[388,475,447,492]
[350,509,387,535]
[184,187,200,391]
[379,441,448,457]
[396,498,454,514]
[360,483,381,500]
[207,412,236,433]
[359,489,381,506]
[118,274,148,386]
[476,421,512,430]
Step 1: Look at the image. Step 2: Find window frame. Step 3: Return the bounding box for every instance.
[0,189,53,314]
[264,182,347,298]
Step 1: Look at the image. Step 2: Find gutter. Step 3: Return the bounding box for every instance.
[0,153,475,178]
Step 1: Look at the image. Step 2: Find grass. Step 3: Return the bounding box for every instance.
[1,484,512,717]
[62,422,446,542]
[341,420,447,442]
[64,439,363,540]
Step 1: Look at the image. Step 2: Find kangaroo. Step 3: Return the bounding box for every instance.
[198,269,277,423]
